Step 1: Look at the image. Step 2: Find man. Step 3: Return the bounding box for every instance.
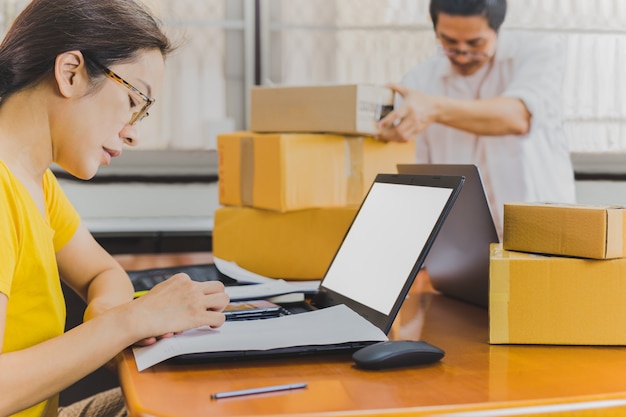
[377,0,576,238]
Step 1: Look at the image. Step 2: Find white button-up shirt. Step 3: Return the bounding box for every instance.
[401,30,576,238]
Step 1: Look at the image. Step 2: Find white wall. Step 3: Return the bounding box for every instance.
[55,150,219,234]
[59,177,623,236]
[59,180,218,234]
[576,181,626,206]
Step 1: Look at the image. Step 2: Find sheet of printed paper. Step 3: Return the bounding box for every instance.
[133,304,387,371]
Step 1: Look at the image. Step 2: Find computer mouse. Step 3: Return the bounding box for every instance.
[352,340,445,370]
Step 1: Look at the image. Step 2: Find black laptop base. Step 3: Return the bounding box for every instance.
[167,341,373,365]
[127,263,241,292]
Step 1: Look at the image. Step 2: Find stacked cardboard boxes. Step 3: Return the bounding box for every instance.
[489,202,626,345]
[214,85,415,280]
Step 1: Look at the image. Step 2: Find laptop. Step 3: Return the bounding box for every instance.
[143,173,465,366]
[397,164,499,308]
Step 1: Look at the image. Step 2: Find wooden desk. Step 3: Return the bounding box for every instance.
[116,254,626,417]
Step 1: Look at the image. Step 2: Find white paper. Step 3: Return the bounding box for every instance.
[133,304,388,371]
[225,280,320,301]
[214,257,274,283]
[214,257,320,300]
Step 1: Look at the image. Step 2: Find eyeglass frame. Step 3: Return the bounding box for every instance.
[93,61,155,125]
[438,44,493,61]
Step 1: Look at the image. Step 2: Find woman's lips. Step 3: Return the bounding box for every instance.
[102,147,121,165]
[104,147,122,158]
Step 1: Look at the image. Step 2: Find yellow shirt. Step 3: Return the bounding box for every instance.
[0,162,81,417]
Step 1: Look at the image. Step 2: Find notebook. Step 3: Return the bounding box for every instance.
[396,164,499,308]
[133,173,464,368]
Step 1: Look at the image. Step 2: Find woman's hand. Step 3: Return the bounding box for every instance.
[129,273,229,345]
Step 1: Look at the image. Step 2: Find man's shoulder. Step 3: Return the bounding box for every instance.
[496,30,563,59]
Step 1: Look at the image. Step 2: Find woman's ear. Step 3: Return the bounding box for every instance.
[54,50,89,98]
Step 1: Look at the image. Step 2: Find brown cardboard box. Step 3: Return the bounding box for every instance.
[217,131,415,212]
[212,206,358,280]
[489,243,626,345]
[503,202,626,259]
[250,84,394,136]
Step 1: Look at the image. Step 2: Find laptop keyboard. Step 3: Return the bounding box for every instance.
[128,263,239,292]
[128,263,317,321]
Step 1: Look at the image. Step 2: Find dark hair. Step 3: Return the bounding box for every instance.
[429,0,507,32]
[0,0,173,101]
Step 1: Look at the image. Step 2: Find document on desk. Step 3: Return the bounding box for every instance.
[132,304,388,371]
[214,257,320,301]
[225,280,320,301]
[214,257,275,284]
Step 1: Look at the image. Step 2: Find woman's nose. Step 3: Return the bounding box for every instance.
[120,125,139,147]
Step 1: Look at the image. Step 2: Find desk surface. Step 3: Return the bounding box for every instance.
[116,253,626,417]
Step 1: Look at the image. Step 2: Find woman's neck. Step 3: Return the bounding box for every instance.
[0,85,52,182]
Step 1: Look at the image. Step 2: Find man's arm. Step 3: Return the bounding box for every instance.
[376,83,530,142]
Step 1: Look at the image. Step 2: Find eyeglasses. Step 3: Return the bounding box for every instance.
[97,63,155,125]
[439,45,492,61]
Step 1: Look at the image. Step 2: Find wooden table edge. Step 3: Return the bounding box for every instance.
[118,349,626,417]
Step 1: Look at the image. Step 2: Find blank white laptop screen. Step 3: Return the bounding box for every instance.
[321,182,453,315]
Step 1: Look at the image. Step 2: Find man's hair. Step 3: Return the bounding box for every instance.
[429,0,507,32]
[0,0,173,102]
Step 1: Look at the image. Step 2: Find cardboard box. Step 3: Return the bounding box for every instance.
[212,206,358,280]
[503,202,626,259]
[217,132,415,212]
[250,84,394,136]
[489,243,626,345]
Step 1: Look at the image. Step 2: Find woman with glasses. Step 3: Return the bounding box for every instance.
[376,0,576,239]
[0,1,229,416]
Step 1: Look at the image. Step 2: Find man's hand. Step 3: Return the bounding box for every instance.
[376,83,440,142]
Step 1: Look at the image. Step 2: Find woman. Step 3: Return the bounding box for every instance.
[0,1,229,416]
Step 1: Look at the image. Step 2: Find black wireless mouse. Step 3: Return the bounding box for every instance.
[352,340,445,370]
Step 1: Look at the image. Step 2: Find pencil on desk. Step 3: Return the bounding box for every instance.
[211,382,308,400]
